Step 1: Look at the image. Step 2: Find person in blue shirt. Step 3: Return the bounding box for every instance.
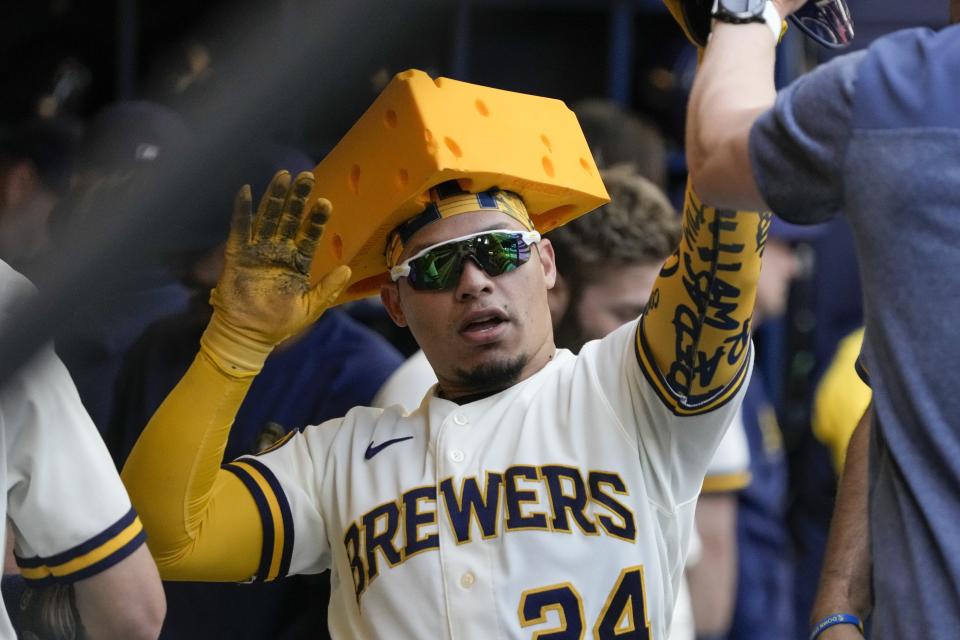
[680,1,960,637]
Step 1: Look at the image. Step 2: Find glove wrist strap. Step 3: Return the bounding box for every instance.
[200,311,275,378]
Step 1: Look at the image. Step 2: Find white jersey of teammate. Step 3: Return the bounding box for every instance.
[231,319,751,639]
[0,260,146,636]
[375,349,751,640]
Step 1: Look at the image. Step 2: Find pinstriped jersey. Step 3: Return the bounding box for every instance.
[226,319,752,639]
[0,261,146,637]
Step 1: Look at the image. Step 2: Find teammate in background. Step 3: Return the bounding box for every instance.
[812,328,870,475]
[679,0,960,636]
[808,330,872,640]
[573,101,669,190]
[0,119,81,277]
[51,101,191,431]
[122,72,767,638]
[0,259,165,638]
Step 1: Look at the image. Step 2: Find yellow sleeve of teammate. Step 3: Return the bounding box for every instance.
[813,328,871,474]
[121,171,351,582]
[637,181,766,415]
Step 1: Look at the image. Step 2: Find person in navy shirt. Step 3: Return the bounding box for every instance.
[683,1,960,637]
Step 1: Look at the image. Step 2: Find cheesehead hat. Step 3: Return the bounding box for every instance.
[306,69,610,304]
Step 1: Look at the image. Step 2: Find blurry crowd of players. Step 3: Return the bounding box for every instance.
[0,32,870,640]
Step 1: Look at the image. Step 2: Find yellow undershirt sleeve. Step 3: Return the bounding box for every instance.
[813,328,871,474]
[121,350,264,582]
[636,181,766,415]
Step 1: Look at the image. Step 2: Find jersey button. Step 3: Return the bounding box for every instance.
[453,413,468,426]
[449,449,465,463]
[460,572,475,589]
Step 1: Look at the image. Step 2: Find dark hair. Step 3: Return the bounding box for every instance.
[547,167,679,287]
[573,99,668,189]
[0,118,83,195]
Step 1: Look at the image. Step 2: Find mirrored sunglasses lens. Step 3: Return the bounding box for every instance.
[405,232,532,290]
[477,233,527,276]
[408,244,464,290]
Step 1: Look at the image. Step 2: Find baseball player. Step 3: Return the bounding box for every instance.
[370,170,753,640]
[0,259,165,638]
[122,72,768,638]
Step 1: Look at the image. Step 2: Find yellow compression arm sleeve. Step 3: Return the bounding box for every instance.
[637,181,767,415]
[121,350,263,582]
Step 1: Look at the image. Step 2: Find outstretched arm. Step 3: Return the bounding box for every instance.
[684,0,808,210]
[121,171,350,581]
[637,178,766,415]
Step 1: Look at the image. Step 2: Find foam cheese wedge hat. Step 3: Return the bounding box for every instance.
[307,69,610,304]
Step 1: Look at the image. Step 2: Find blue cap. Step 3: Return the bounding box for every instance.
[80,101,190,171]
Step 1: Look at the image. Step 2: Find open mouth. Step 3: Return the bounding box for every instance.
[464,317,503,332]
[459,309,509,340]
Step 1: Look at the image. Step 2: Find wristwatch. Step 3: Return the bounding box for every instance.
[712,0,782,41]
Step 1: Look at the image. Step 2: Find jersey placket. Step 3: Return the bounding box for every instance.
[434,403,501,640]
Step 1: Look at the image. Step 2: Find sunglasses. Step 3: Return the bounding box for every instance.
[789,0,855,49]
[389,228,541,291]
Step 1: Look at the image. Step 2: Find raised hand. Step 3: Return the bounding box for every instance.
[201,170,351,375]
[662,0,804,48]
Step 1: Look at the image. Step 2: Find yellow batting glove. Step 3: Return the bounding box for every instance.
[201,170,352,377]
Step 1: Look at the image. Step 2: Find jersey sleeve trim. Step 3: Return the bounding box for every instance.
[16,507,147,586]
[635,318,752,417]
[223,459,294,582]
[701,471,752,493]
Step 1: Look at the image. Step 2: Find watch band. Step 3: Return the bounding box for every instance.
[761,2,784,42]
[711,0,782,43]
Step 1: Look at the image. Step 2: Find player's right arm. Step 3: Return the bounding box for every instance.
[121,170,350,581]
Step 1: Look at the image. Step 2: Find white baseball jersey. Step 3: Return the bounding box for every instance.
[669,409,751,640]
[376,350,751,640]
[227,319,752,639]
[0,260,145,636]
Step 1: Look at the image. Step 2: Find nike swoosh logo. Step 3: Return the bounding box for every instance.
[364,436,414,460]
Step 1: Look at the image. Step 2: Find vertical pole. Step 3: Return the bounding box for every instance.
[451,0,472,80]
[607,0,634,106]
[278,0,305,140]
[116,0,139,99]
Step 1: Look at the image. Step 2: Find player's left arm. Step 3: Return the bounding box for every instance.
[636,178,766,416]
[636,2,807,415]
